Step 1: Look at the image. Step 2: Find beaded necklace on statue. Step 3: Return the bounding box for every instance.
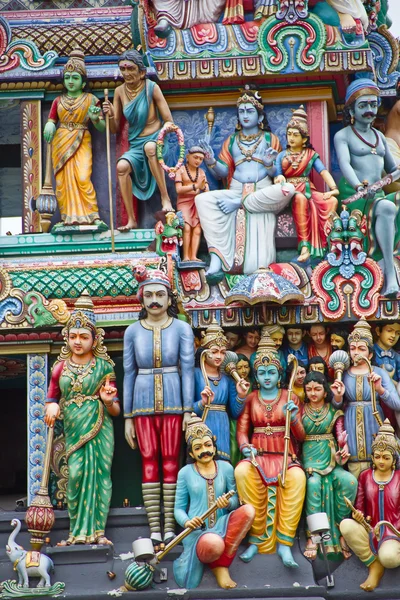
[239,130,263,143]
[350,125,379,154]
[304,403,330,427]
[60,93,88,114]
[236,133,263,162]
[285,148,307,169]
[65,357,95,394]
[208,374,221,387]
[258,389,282,413]
[124,82,144,103]
[185,165,199,183]
[195,461,218,526]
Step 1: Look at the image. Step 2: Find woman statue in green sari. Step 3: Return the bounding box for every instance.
[44,292,120,545]
[302,371,357,560]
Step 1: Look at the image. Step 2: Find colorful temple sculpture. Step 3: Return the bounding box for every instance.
[1,0,400,598]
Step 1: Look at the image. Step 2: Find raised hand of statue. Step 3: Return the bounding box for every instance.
[99,375,117,403]
[282,399,299,422]
[124,417,137,450]
[43,121,56,144]
[263,147,278,168]
[331,379,345,402]
[44,402,60,428]
[201,385,215,406]
[102,98,114,118]
[335,444,350,465]
[198,139,215,165]
[352,509,366,525]
[368,371,385,396]
[88,105,102,124]
[236,378,250,398]
[241,444,257,459]
[215,494,230,509]
[184,516,204,530]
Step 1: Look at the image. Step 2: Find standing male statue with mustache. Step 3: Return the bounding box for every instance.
[123,266,194,546]
[334,78,400,296]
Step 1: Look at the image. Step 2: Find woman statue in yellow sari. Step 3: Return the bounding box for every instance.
[43,48,106,228]
[44,291,120,545]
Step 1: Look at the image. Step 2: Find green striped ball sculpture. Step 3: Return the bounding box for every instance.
[124,561,154,591]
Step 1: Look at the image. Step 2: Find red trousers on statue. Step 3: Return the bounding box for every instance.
[196,504,255,568]
[134,414,182,483]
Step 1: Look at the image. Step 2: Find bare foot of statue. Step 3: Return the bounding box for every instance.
[206,254,223,276]
[191,257,203,262]
[161,197,174,212]
[360,560,385,592]
[154,18,172,37]
[304,538,318,560]
[217,197,242,215]
[297,247,310,262]
[211,567,237,589]
[381,276,399,298]
[277,543,298,568]
[339,536,352,560]
[95,536,113,546]
[239,543,258,563]
[118,219,137,232]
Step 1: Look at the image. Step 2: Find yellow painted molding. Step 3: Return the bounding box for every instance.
[0,343,51,355]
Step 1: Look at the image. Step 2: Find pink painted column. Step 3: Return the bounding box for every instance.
[306,100,330,191]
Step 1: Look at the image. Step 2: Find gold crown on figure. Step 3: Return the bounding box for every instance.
[237,85,264,112]
[64,47,87,77]
[371,419,400,456]
[347,317,373,347]
[200,320,228,349]
[185,414,215,447]
[253,329,282,372]
[287,105,309,137]
[66,290,96,334]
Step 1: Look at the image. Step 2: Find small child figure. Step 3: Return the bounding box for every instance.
[175,146,209,262]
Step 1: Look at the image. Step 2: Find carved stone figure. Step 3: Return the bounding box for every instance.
[175,146,209,262]
[307,324,332,365]
[173,416,255,589]
[196,86,295,278]
[149,0,246,37]
[43,49,106,229]
[6,519,54,588]
[193,323,250,462]
[331,318,400,478]
[236,328,261,359]
[302,372,357,560]
[103,50,174,230]
[44,292,120,545]
[234,332,306,566]
[374,323,400,387]
[340,420,400,591]
[274,105,338,262]
[331,328,349,352]
[283,327,309,368]
[123,266,194,545]
[334,78,400,297]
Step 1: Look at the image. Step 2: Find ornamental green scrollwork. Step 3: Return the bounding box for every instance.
[258,13,326,73]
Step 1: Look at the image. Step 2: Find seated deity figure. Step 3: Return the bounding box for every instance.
[340,420,400,592]
[193,323,250,462]
[331,318,400,478]
[196,86,295,278]
[274,106,339,262]
[334,78,400,297]
[150,0,244,37]
[103,50,175,230]
[234,331,306,567]
[173,415,255,589]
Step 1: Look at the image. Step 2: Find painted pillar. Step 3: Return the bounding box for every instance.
[27,353,48,504]
[307,100,330,191]
[21,100,42,234]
